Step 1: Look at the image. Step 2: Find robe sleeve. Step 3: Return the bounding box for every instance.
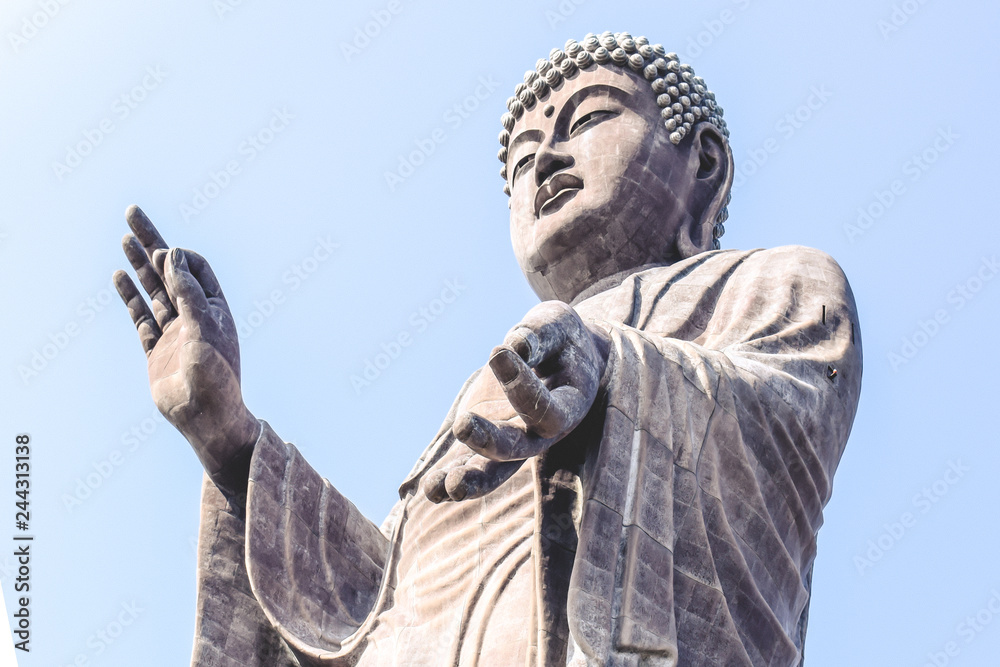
[190,421,391,667]
[191,369,481,666]
[243,422,392,664]
[568,246,862,667]
[190,468,302,667]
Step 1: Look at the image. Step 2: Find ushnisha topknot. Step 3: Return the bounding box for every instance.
[499,31,731,248]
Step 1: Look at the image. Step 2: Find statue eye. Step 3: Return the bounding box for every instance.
[569,110,617,137]
[511,153,535,183]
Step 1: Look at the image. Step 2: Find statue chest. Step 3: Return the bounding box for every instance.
[359,443,538,665]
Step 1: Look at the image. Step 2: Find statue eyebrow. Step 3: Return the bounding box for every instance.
[508,129,543,161]
[507,83,629,157]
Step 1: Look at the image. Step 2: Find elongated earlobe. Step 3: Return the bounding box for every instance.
[676,123,733,258]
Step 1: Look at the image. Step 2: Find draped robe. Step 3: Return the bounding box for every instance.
[189,245,862,667]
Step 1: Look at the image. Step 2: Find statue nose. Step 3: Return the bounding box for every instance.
[534,144,574,186]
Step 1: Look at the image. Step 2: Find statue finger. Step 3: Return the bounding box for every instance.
[113,270,162,355]
[504,301,578,366]
[125,205,169,258]
[420,449,477,503]
[182,249,225,300]
[122,234,176,328]
[421,469,451,503]
[488,346,570,438]
[164,248,212,328]
[444,457,523,501]
[453,411,552,461]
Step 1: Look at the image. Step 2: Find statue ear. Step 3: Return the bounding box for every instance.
[675,122,734,257]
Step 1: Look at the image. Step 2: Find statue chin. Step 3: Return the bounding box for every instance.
[515,221,690,305]
[513,213,622,302]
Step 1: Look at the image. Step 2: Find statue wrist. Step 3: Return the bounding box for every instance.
[201,410,262,498]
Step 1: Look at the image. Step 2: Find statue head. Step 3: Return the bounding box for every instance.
[500,32,734,303]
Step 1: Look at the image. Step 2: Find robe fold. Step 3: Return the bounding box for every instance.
[190,245,862,667]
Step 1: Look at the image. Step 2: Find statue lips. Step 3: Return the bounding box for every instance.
[534,172,584,218]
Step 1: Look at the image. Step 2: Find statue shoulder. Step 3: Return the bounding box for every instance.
[754,244,853,288]
[634,245,850,287]
[754,244,845,267]
[721,244,854,292]
[640,245,858,316]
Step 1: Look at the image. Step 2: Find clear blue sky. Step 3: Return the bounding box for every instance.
[1,1,998,665]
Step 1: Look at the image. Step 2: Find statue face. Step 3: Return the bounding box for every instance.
[506,66,716,303]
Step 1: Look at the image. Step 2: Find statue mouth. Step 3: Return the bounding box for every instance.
[534,173,584,218]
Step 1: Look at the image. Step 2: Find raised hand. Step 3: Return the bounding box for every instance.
[423,301,609,503]
[113,205,259,493]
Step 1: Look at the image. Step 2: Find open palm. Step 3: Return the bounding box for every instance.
[114,205,258,491]
[423,301,609,503]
